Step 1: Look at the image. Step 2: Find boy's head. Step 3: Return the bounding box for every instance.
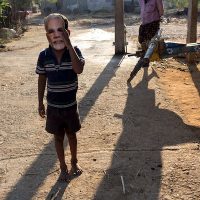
[44,13,69,51]
[44,13,69,31]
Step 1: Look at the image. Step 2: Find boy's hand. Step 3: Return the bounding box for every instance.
[63,29,72,48]
[38,104,45,118]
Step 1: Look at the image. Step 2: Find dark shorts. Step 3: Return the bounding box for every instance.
[138,20,160,45]
[46,105,81,135]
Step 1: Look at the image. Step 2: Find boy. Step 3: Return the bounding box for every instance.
[36,13,85,181]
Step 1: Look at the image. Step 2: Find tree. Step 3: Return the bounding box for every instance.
[9,0,32,11]
[167,0,188,9]
[0,0,9,17]
[48,0,57,3]
[0,0,11,28]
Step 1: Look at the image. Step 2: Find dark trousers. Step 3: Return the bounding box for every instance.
[138,20,160,45]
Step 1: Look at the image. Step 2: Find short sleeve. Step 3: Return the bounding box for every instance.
[74,46,85,61]
[35,52,46,75]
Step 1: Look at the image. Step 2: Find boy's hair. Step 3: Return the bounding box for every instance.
[44,13,69,31]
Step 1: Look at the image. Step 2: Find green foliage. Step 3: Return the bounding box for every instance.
[0,0,9,6]
[10,0,32,10]
[34,0,41,4]
[0,0,10,18]
[48,0,58,3]
[167,0,188,9]
[0,0,9,11]
[167,0,200,9]
[39,0,58,4]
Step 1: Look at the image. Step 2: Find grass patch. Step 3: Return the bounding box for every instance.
[0,38,10,45]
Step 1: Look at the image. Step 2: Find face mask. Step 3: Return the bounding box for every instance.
[47,27,66,51]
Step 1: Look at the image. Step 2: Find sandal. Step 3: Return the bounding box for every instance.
[58,169,70,182]
[70,159,83,177]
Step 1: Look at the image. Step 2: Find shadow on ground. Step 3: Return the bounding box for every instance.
[173,56,200,97]
[5,55,124,200]
[93,67,200,200]
[187,62,200,96]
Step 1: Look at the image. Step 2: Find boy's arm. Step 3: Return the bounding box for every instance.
[63,30,85,74]
[68,45,85,74]
[38,74,47,118]
[156,0,164,17]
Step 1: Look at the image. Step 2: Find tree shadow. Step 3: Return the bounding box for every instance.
[93,67,200,199]
[187,62,200,96]
[5,55,124,200]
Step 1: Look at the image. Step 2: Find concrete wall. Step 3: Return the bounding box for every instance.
[87,0,114,12]
[61,0,88,12]
[40,0,141,14]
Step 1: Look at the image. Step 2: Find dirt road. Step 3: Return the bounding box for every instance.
[0,14,200,200]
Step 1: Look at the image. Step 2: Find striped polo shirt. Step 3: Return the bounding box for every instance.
[36,46,84,109]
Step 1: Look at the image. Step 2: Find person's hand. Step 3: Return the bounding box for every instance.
[38,103,45,118]
[62,29,72,49]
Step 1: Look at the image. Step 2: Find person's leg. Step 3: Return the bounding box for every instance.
[46,106,70,181]
[138,24,145,47]
[54,133,69,181]
[66,132,82,176]
[62,107,82,176]
[146,20,160,42]
[54,133,66,169]
[66,132,77,162]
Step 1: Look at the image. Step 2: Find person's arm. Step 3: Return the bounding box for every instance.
[63,30,85,74]
[38,74,46,118]
[156,0,164,17]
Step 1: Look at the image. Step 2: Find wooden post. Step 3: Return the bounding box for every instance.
[115,0,125,54]
[186,0,198,62]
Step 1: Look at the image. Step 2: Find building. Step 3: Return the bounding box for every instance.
[40,0,140,14]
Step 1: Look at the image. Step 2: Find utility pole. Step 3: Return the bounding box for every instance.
[115,0,125,54]
[187,0,198,43]
[186,0,198,62]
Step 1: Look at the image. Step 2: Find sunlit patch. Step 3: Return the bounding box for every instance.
[73,28,114,41]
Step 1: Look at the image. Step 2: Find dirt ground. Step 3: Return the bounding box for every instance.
[0,13,200,200]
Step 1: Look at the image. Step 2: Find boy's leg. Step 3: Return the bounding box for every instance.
[54,133,66,169]
[54,133,69,181]
[46,106,70,181]
[66,132,82,176]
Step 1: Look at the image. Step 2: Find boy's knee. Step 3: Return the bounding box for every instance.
[66,133,76,140]
[54,134,64,142]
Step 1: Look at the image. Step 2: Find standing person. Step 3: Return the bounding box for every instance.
[36,13,85,181]
[127,0,164,82]
[138,0,164,50]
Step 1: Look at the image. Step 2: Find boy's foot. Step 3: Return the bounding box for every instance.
[58,169,70,182]
[70,163,83,177]
[70,159,83,177]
